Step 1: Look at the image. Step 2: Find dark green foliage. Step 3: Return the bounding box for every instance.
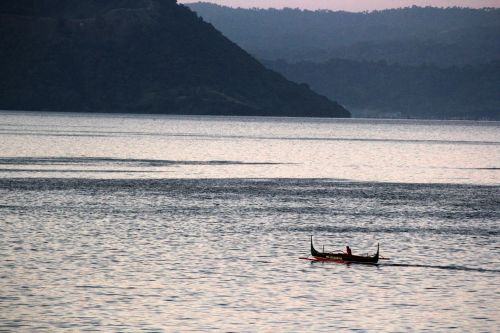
[266,59,500,120]
[0,0,349,117]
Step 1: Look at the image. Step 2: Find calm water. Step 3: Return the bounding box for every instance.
[0,111,499,332]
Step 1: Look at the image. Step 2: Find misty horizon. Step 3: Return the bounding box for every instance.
[179,0,500,12]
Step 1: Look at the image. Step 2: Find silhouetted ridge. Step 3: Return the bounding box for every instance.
[0,0,349,117]
[0,0,159,17]
[188,3,500,66]
[188,3,499,120]
[266,59,500,120]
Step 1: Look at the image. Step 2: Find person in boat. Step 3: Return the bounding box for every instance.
[345,246,352,256]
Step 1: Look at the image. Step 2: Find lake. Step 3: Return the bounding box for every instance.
[0,111,499,332]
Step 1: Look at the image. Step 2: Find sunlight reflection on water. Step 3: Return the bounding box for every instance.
[0,112,499,331]
[0,112,498,184]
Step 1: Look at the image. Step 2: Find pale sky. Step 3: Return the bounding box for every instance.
[179,0,500,11]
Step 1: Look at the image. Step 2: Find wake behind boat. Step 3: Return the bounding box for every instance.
[301,236,380,264]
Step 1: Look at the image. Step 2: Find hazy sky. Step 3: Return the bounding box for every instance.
[179,0,500,11]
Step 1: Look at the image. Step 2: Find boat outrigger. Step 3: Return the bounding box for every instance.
[301,236,380,264]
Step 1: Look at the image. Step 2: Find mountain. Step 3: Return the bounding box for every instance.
[187,3,500,66]
[188,3,500,120]
[266,59,500,120]
[0,0,349,118]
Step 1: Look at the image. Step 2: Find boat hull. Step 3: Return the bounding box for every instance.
[299,256,378,264]
[307,236,379,264]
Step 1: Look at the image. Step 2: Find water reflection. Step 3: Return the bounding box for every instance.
[0,112,498,184]
[0,112,499,331]
[1,178,499,331]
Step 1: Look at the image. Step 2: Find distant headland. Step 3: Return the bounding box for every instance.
[0,0,350,118]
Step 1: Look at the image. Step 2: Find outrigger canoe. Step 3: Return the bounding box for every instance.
[301,236,379,264]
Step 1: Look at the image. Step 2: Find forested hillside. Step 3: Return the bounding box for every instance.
[189,3,500,119]
[0,0,349,117]
[266,59,499,119]
[188,3,500,66]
